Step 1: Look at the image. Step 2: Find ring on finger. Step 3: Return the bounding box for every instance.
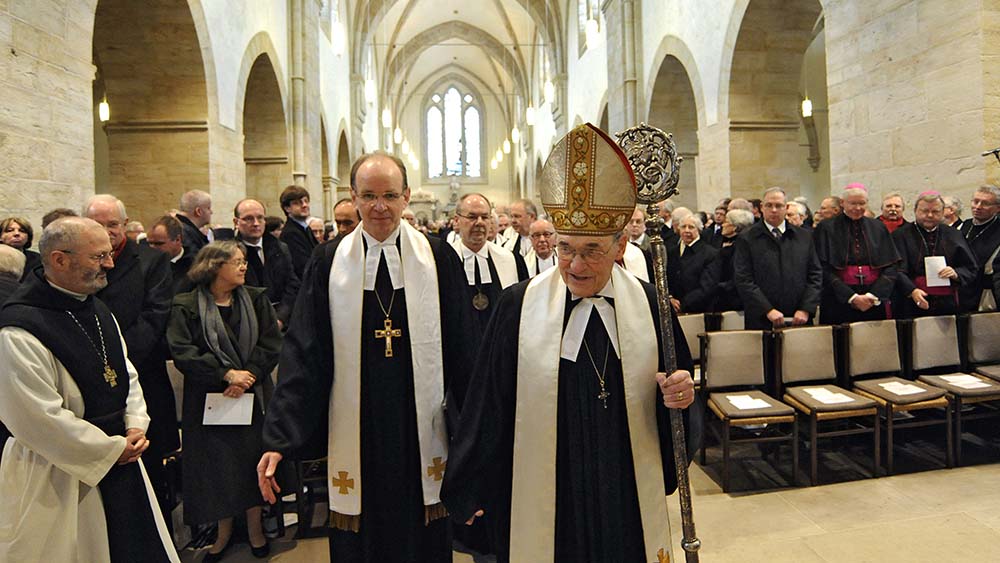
[676,391,684,401]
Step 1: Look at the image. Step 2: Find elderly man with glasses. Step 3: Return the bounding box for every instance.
[524,218,559,277]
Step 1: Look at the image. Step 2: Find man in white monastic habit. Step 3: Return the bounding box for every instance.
[501,199,538,257]
[441,123,697,563]
[524,218,559,277]
[622,207,653,282]
[451,192,528,406]
[0,217,179,562]
[257,152,474,562]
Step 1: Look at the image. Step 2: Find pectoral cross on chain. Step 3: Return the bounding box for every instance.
[374,318,402,358]
[854,267,867,285]
[103,363,118,387]
[426,457,447,481]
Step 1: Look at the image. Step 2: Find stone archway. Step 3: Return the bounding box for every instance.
[242,53,291,216]
[727,0,824,201]
[336,129,352,200]
[648,55,699,211]
[93,0,210,225]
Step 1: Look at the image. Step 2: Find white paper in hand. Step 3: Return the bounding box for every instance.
[203,393,254,425]
[924,256,949,287]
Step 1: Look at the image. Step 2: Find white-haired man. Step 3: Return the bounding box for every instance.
[959,184,1000,311]
[0,217,178,561]
[814,183,901,324]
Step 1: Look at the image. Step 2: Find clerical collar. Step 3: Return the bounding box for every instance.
[171,246,185,264]
[46,279,87,301]
[459,244,492,285]
[362,226,403,291]
[972,214,998,227]
[630,233,646,245]
[537,253,557,273]
[562,279,619,362]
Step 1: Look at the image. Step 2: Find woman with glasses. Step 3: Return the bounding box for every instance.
[167,241,282,560]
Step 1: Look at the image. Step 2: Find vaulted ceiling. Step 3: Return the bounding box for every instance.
[350,0,567,127]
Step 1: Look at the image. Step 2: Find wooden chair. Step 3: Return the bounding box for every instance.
[678,313,706,387]
[845,320,952,474]
[718,310,746,331]
[699,330,798,492]
[909,315,1000,466]
[967,312,1000,382]
[776,326,879,485]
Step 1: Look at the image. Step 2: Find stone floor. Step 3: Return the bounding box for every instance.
[179,459,1000,562]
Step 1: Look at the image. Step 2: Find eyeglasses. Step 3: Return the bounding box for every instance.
[556,242,614,264]
[238,215,266,224]
[457,212,490,223]
[530,232,555,239]
[226,258,248,268]
[357,192,403,204]
[59,250,113,263]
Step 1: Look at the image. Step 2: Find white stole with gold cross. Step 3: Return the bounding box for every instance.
[511,264,673,562]
[326,221,449,519]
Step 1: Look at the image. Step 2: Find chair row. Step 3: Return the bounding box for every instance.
[692,312,1000,492]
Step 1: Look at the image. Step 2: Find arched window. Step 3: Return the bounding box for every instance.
[577,0,601,55]
[425,85,483,179]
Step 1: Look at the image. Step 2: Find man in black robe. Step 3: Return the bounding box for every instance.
[959,185,1000,311]
[893,191,978,318]
[501,199,537,257]
[0,217,177,561]
[176,189,212,257]
[85,195,179,519]
[278,185,319,278]
[258,153,474,563]
[814,183,901,324]
[233,198,300,328]
[442,123,697,563]
[734,187,823,329]
[146,215,195,295]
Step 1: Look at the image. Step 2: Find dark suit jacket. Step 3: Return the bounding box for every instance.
[176,214,208,258]
[959,217,1000,311]
[280,218,318,279]
[237,233,301,325]
[96,238,179,454]
[733,222,823,329]
[170,251,195,296]
[0,273,18,304]
[669,239,719,313]
[701,225,724,249]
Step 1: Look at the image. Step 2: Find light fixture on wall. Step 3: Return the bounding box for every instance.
[490,158,498,170]
[496,148,503,163]
[99,95,110,122]
[365,79,377,105]
[503,138,511,154]
[511,126,520,143]
[526,106,535,125]
[393,127,403,144]
[801,97,813,118]
[381,107,392,128]
[401,138,410,154]
[543,80,555,105]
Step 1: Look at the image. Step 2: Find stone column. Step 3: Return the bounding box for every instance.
[603,0,640,133]
[290,0,307,187]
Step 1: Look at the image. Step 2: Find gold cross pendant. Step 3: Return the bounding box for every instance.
[103,363,118,388]
[374,318,402,357]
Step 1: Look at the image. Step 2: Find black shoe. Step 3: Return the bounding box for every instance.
[202,541,232,563]
[250,540,271,559]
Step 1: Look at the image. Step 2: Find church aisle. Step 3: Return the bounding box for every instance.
[177,462,1000,561]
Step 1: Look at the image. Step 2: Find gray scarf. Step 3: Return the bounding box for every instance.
[197,285,258,371]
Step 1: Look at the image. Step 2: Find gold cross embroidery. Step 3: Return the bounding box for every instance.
[331,471,355,495]
[374,318,402,358]
[426,457,447,481]
[657,548,670,563]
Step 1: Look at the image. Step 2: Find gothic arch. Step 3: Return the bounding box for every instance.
[647,54,700,211]
[241,52,291,214]
[643,35,705,129]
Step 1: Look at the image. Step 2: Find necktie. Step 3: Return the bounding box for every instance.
[772,227,782,241]
[246,245,265,284]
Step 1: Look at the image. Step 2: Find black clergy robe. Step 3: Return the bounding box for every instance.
[733,222,823,329]
[814,214,901,324]
[892,222,977,318]
[441,280,697,563]
[262,230,473,563]
[959,216,1000,311]
[457,252,528,380]
[18,248,40,281]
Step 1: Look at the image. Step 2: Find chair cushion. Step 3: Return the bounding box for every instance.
[918,373,1000,398]
[854,377,945,405]
[975,364,1000,382]
[709,390,793,419]
[785,384,877,412]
